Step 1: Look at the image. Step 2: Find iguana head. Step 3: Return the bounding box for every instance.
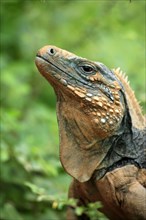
[36,45,125,136]
[35,45,127,182]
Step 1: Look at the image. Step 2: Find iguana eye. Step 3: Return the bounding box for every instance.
[80,65,94,74]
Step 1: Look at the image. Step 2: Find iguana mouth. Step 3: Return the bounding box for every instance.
[36,55,114,101]
[36,55,90,86]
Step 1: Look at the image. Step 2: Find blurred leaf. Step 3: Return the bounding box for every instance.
[0,203,23,220]
[75,206,84,216]
[1,157,30,184]
[25,182,45,195]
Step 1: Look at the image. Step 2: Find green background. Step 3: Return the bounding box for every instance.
[1,0,145,220]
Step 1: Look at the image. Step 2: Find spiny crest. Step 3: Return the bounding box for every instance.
[113,67,145,129]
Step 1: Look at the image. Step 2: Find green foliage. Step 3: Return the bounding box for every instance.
[0,1,145,220]
[74,202,107,220]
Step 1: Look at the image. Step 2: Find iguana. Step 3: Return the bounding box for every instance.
[35,45,146,220]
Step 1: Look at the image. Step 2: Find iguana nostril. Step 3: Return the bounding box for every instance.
[48,48,55,55]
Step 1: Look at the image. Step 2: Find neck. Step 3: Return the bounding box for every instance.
[94,113,145,180]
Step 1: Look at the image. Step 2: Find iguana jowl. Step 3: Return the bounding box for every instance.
[35,45,146,220]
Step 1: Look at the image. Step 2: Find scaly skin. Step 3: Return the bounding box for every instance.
[35,45,146,220]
